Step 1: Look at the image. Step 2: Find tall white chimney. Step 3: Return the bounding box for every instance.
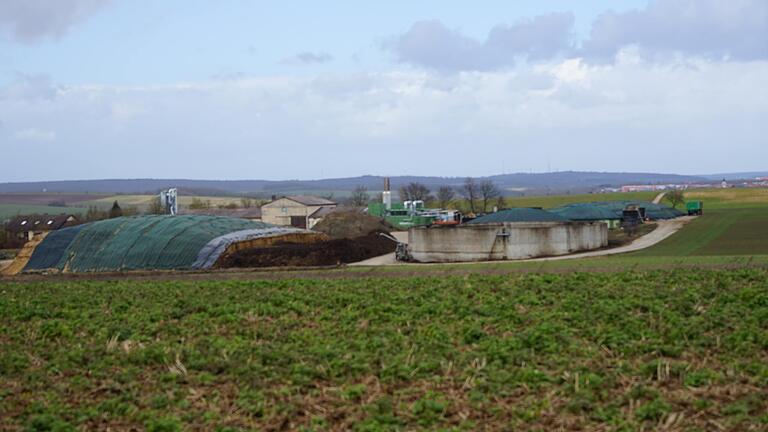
[382,177,392,210]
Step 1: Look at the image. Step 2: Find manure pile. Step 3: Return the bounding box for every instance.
[218,232,395,268]
[221,211,398,268]
[311,210,394,239]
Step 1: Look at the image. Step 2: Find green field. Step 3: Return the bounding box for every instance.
[630,208,768,257]
[685,188,768,209]
[501,191,658,209]
[0,204,87,222]
[78,195,253,210]
[2,270,766,431]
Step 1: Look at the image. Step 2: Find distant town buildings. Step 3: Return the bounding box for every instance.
[608,176,762,194]
[620,185,667,193]
[5,214,79,241]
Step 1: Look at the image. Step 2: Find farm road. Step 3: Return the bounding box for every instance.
[351,217,695,266]
[652,192,666,204]
[527,216,694,261]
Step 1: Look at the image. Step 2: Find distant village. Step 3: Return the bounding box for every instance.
[601,176,768,193]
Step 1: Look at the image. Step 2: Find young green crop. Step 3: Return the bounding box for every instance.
[1,269,766,430]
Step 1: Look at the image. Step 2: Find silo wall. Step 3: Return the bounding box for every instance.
[408,221,607,263]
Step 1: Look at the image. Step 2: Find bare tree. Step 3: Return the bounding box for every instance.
[85,205,108,221]
[398,186,409,202]
[436,186,455,208]
[665,189,685,209]
[109,201,123,219]
[495,195,505,212]
[189,198,211,210]
[399,182,431,202]
[479,181,501,213]
[349,185,370,207]
[460,177,479,214]
[147,197,165,215]
[240,197,253,208]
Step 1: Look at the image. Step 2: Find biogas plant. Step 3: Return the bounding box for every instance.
[368,179,684,263]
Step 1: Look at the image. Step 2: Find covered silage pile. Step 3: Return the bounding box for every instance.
[24,215,324,273]
[550,201,684,221]
[548,204,620,221]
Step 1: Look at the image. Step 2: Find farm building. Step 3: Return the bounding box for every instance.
[5,214,79,241]
[13,215,326,274]
[261,196,337,228]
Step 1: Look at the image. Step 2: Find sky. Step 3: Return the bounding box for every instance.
[0,0,767,182]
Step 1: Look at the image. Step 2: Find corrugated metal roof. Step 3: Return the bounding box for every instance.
[468,208,569,224]
[286,195,337,206]
[308,206,335,219]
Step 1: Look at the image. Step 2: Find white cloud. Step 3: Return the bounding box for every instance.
[0,0,112,43]
[282,52,334,65]
[13,128,56,142]
[390,0,768,70]
[392,13,574,71]
[582,0,768,61]
[0,73,58,101]
[0,58,766,180]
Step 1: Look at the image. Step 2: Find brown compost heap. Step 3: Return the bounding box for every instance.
[220,210,396,267]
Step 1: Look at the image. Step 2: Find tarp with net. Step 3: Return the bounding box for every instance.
[24,215,309,273]
[548,204,622,221]
[468,208,569,224]
[550,201,684,220]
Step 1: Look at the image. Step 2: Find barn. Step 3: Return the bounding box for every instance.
[261,196,337,228]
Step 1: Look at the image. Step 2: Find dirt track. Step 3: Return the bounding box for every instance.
[527,216,693,261]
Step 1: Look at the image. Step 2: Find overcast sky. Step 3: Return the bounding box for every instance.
[1,0,766,181]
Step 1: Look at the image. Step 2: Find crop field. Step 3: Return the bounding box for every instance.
[685,188,768,209]
[79,195,250,210]
[631,208,768,257]
[1,270,767,431]
[0,204,88,222]
[0,194,108,206]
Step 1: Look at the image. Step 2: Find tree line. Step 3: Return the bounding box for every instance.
[346,178,503,214]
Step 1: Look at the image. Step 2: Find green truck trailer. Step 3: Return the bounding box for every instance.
[686,200,703,215]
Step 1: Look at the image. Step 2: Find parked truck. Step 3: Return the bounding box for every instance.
[686,201,703,216]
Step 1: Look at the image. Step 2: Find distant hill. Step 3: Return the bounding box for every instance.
[0,171,715,196]
[698,172,768,181]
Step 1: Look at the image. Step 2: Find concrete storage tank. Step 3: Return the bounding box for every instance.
[407,221,607,263]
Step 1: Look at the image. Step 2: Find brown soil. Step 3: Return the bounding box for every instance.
[219,232,396,268]
[312,210,393,239]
